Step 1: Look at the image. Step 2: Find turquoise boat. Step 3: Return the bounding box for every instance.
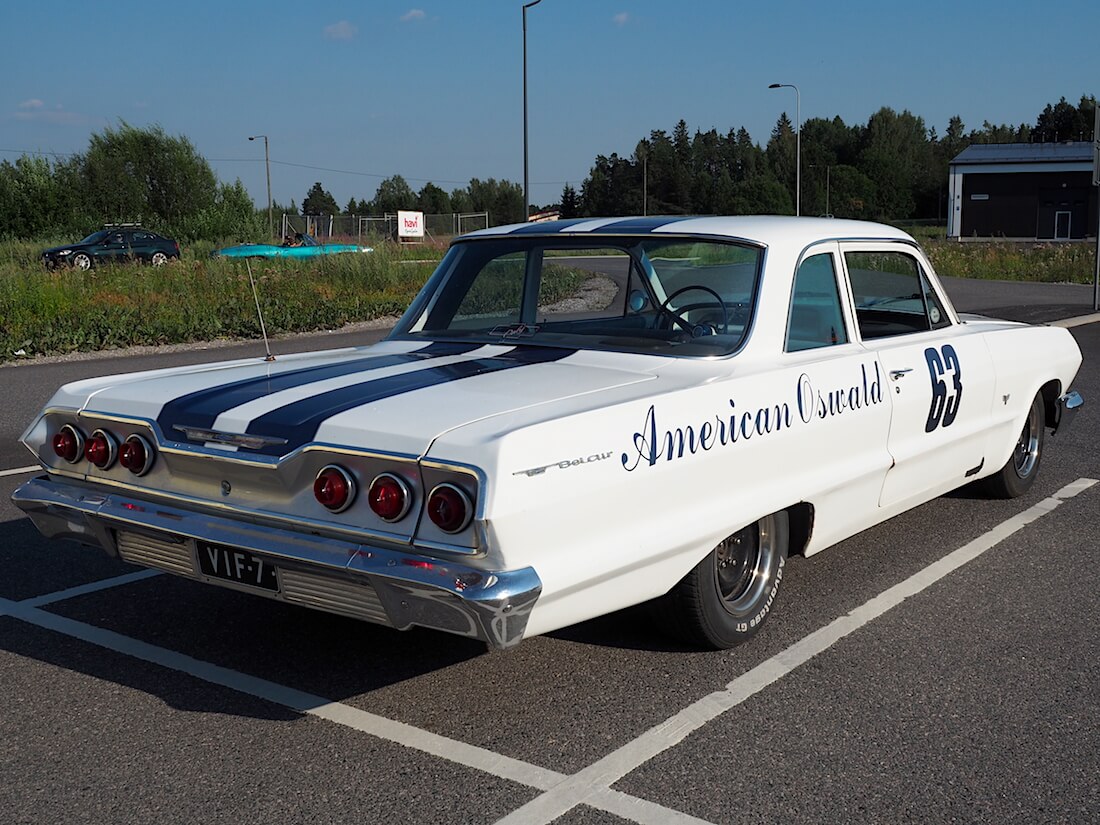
[215,233,372,259]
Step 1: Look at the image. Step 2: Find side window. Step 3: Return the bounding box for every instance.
[786,253,848,352]
[846,251,948,339]
[450,251,526,328]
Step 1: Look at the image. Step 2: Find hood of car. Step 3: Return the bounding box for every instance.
[51,341,656,460]
[42,242,90,255]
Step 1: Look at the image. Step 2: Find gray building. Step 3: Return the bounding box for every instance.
[947,142,1096,241]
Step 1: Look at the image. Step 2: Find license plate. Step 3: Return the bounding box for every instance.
[196,541,279,592]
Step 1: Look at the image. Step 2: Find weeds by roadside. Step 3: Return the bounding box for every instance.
[0,242,439,360]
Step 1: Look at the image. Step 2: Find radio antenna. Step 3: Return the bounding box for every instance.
[245,258,276,362]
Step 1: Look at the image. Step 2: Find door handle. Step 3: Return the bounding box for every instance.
[890,368,913,380]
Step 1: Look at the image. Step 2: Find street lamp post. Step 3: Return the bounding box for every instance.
[522,0,543,221]
[249,135,273,239]
[768,83,800,216]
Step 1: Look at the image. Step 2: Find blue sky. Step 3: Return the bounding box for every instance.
[3,0,1097,210]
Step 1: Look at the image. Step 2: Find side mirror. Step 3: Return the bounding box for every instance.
[628,290,649,313]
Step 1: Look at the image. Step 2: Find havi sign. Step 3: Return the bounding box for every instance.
[397,210,425,239]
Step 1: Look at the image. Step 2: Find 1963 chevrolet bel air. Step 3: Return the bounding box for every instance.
[12,216,1084,650]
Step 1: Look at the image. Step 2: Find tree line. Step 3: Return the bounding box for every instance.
[564,95,1097,222]
[299,176,525,225]
[0,123,262,241]
[1,95,1093,241]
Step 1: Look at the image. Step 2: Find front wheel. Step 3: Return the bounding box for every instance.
[659,511,788,648]
[981,392,1045,499]
[71,252,92,270]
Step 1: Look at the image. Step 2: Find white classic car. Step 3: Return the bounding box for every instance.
[13,216,1084,650]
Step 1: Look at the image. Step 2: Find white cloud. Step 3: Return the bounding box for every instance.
[401,9,426,22]
[323,20,358,40]
[612,12,630,26]
[12,100,84,125]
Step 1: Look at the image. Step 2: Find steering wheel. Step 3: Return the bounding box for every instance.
[657,285,730,337]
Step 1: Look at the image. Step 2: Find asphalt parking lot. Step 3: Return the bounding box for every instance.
[1,281,1097,824]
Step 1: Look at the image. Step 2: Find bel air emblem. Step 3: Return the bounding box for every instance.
[172,425,288,450]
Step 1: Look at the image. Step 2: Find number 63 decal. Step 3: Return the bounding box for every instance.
[925,344,962,432]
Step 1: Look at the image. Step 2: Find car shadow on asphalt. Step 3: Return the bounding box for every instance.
[0,514,493,718]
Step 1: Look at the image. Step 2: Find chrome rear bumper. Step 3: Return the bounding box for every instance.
[11,475,540,649]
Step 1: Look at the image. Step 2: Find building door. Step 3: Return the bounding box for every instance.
[1054,211,1071,240]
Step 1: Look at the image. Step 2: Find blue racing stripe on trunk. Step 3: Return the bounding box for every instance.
[244,346,575,456]
[157,341,479,439]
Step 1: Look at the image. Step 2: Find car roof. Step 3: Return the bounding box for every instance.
[458,215,914,249]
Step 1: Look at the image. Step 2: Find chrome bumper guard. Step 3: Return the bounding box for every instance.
[1053,390,1084,435]
[11,475,540,650]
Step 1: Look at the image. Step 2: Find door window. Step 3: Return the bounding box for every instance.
[846,251,950,339]
[785,253,848,352]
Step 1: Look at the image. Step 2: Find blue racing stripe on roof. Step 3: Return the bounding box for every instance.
[505,219,596,235]
[585,216,696,233]
[157,341,479,439]
[244,346,575,456]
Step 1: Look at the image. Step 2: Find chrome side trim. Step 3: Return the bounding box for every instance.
[11,475,540,649]
[1052,390,1083,436]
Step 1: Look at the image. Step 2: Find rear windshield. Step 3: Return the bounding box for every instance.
[391,236,763,357]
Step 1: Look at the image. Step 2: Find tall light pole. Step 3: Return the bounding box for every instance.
[522,0,543,221]
[249,135,272,238]
[768,83,800,216]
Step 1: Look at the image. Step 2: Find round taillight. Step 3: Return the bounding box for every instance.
[84,429,117,469]
[427,483,473,533]
[119,434,154,476]
[368,473,412,522]
[52,424,84,463]
[314,465,356,513]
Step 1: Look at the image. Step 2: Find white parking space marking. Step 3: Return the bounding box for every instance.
[494,477,1099,825]
[0,465,38,478]
[4,479,1094,825]
[0,584,701,823]
[20,570,162,608]
[0,595,566,790]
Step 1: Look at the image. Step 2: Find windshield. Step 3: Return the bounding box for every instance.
[78,231,110,244]
[391,235,763,357]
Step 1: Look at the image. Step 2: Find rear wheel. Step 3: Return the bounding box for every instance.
[659,511,788,648]
[982,392,1045,499]
[150,251,168,266]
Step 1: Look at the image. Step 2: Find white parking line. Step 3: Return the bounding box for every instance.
[2,478,1095,825]
[0,578,699,824]
[493,477,1098,825]
[20,570,163,608]
[0,465,38,478]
